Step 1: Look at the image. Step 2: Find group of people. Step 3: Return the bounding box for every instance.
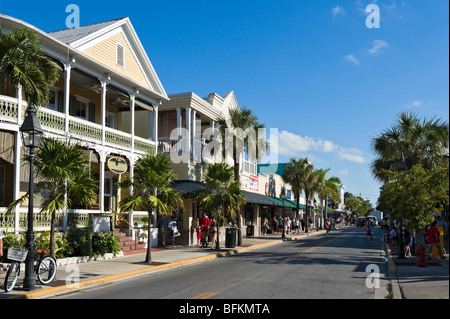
[261,216,323,235]
[156,213,180,247]
[191,213,218,249]
[385,216,447,260]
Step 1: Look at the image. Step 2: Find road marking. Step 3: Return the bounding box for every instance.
[191,291,221,299]
[281,233,348,264]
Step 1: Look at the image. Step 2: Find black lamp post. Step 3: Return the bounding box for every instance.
[280,189,286,239]
[20,103,43,291]
[397,154,407,260]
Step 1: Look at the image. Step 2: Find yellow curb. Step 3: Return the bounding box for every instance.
[15,230,325,299]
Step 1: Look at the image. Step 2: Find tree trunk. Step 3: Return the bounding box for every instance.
[305,195,309,233]
[145,211,152,264]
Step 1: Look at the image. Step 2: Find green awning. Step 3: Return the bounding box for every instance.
[264,195,297,209]
[286,199,306,210]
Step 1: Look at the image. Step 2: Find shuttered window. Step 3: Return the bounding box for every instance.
[116,42,125,68]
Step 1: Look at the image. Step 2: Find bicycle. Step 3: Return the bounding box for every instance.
[4,241,57,292]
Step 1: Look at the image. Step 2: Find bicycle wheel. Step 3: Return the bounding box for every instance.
[36,256,57,284]
[4,262,20,292]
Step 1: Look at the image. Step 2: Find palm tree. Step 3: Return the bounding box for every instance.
[118,154,183,264]
[0,27,58,107]
[316,168,341,225]
[282,158,319,233]
[6,138,98,258]
[192,162,246,250]
[217,107,268,245]
[371,111,449,182]
[282,158,307,221]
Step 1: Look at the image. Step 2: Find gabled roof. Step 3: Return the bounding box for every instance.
[49,17,166,98]
[49,18,126,44]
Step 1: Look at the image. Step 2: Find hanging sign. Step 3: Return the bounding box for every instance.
[107,156,128,174]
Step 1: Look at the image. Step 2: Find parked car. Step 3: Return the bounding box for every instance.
[356,217,366,227]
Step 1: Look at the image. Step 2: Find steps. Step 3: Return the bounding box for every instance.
[115,230,147,256]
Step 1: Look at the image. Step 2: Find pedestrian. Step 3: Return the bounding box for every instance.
[278,216,284,234]
[168,216,180,247]
[262,217,269,235]
[200,213,211,248]
[325,218,331,234]
[0,229,5,257]
[286,217,291,235]
[192,217,201,246]
[364,218,373,240]
[209,217,218,249]
[301,217,305,231]
[272,218,278,234]
[426,221,446,260]
[293,218,299,235]
[404,228,413,257]
[157,213,168,247]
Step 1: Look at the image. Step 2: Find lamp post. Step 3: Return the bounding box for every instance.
[280,189,286,239]
[397,154,407,260]
[20,103,44,291]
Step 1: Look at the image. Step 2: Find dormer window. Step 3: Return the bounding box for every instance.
[116,42,125,68]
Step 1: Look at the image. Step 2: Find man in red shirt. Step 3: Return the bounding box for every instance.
[200,213,211,248]
[426,221,446,260]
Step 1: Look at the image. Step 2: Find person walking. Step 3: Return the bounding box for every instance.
[157,213,168,247]
[168,216,180,247]
[200,213,211,248]
[404,228,413,257]
[192,217,201,246]
[426,221,446,260]
[364,217,373,240]
[325,218,331,234]
[209,217,218,249]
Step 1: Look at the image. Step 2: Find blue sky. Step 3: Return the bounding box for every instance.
[1,0,448,206]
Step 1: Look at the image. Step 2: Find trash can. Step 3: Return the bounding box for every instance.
[225,227,237,248]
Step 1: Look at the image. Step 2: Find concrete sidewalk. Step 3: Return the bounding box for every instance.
[385,242,449,299]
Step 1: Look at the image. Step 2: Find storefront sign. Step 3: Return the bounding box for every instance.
[249,175,258,192]
[107,156,128,174]
[287,189,291,200]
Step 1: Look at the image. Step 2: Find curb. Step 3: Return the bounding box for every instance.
[384,242,402,299]
[8,230,325,299]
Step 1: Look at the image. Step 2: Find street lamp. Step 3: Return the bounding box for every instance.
[280,189,286,239]
[397,154,407,260]
[20,103,43,291]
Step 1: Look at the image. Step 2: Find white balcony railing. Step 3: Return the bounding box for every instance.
[0,94,155,155]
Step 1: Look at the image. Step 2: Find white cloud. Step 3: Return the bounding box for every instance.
[343,54,360,66]
[338,169,349,176]
[276,130,366,164]
[335,147,366,164]
[332,6,345,17]
[368,40,389,55]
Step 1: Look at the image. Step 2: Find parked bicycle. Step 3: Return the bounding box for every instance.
[4,240,57,292]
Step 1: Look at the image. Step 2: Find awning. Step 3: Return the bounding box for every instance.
[286,199,306,210]
[264,195,297,209]
[245,192,277,205]
[171,180,207,196]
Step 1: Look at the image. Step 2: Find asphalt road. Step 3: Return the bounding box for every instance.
[53,226,389,300]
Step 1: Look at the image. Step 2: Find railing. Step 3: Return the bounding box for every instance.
[0,95,18,122]
[110,209,137,249]
[1,94,156,153]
